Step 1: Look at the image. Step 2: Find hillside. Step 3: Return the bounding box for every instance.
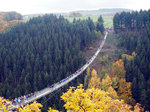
[0,11,22,32]
[73,8,132,16]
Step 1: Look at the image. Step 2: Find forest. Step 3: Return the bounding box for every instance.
[0,14,104,111]
[1,9,150,112]
[113,9,150,110]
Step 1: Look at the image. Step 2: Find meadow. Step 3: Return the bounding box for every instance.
[65,15,113,28]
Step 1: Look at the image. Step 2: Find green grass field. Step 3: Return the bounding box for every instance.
[65,15,113,28]
[102,16,113,28]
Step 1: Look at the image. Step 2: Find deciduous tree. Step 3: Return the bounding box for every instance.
[88,69,100,88]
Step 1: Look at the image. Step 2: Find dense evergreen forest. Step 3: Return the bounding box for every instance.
[0,14,103,110]
[113,10,150,110]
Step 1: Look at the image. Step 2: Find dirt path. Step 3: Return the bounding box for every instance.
[83,32,125,74]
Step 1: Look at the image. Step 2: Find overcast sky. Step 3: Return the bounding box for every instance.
[0,0,150,15]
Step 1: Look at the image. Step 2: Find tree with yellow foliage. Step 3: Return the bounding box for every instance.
[113,59,126,79]
[47,107,59,112]
[111,76,119,89]
[112,59,135,105]
[107,86,119,99]
[118,78,135,105]
[101,74,112,91]
[16,101,43,112]
[61,84,140,112]
[62,85,94,112]
[122,52,136,61]
[0,97,10,112]
[100,74,119,99]
[88,69,100,88]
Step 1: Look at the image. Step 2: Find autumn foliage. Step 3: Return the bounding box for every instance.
[122,52,136,61]
[113,59,126,79]
[0,20,19,33]
[112,59,135,105]
[0,12,22,33]
[0,97,10,112]
[88,69,100,88]
[61,84,142,112]
[87,59,137,108]
[47,107,59,112]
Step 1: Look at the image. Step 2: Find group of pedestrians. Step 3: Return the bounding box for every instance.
[49,79,66,89]
[48,72,79,89]
[12,93,35,105]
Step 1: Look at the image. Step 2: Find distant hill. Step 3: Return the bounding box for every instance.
[71,8,132,16]
[23,8,132,19]
[0,11,22,32]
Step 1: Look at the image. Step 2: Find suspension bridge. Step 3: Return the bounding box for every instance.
[9,32,108,111]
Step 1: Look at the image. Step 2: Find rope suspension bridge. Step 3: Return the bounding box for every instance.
[9,32,108,111]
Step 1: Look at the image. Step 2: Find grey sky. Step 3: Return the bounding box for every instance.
[0,0,150,14]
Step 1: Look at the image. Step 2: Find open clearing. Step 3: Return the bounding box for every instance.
[65,15,113,28]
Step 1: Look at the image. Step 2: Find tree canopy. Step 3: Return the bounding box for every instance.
[113,10,150,110]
